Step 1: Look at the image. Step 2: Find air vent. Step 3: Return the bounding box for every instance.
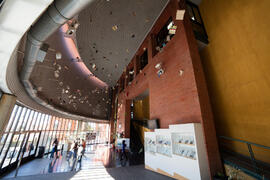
[0,0,5,11]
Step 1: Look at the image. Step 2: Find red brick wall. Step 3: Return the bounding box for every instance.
[111,0,223,177]
[182,8,224,176]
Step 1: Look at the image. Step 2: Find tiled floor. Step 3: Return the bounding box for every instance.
[2,144,111,178]
[1,144,172,180]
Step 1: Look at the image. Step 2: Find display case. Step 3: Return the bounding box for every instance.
[156,135,172,157]
[145,137,156,154]
[144,123,210,180]
[171,133,196,159]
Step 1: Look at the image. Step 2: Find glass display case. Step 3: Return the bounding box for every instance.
[171,133,196,160]
[145,123,210,180]
[145,137,156,154]
[156,135,172,157]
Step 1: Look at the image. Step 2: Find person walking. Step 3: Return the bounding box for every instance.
[82,139,86,157]
[50,138,58,159]
[77,144,84,169]
[120,140,127,160]
[73,141,78,160]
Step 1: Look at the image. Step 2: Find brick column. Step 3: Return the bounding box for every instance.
[124,100,131,138]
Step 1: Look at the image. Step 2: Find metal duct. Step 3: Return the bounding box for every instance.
[20,0,99,121]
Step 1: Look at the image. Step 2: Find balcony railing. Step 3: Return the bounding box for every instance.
[219,136,270,179]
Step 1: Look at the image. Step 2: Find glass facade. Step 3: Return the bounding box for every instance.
[0,104,109,172]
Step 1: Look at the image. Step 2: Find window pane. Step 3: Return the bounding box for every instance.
[17,133,28,162]
[0,133,13,168]
[74,121,78,130]
[46,116,52,130]
[57,118,62,131]
[3,134,19,167]
[5,105,18,132]
[37,132,45,147]
[42,115,49,130]
[15,107,26,132]
[36,131,45,157]
[49,117,56,130]
[42,131,49,147]
[25,133,35,157]
[71,120,75,131]
[56,131,60,143]
[193,6,201,24]
[34,113,42,130]
[59,132,64,145]
[61,119,66,131]
[45,131,53,153]
[66,119,70,131]
[187,5,195,21]
[10,134,25,164]
[38,114,45,130]
[30,112,38,130]
[0,134,7,154]
[30,133,39,155]
[22,133,30,157]
[61,118,65,131]
[10,106,23,132]
[53,118,59,130]
[25,110,34,131]
[48,131,57,152]
[20,109,31,132]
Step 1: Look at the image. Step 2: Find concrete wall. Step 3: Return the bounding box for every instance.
[199,0,270,163]
[113,0,223,176]
[0,94,16,135]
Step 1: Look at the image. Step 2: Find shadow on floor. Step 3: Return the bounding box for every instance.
[3,165,173,180]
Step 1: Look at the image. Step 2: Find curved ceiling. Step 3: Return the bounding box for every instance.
[7,27,111,121]
[77,0,169,86]
[2,0,173,122]
[2,0,109,122]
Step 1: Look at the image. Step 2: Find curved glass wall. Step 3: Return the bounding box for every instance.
[0,104,109,173]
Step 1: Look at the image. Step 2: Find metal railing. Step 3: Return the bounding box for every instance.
[219,136,270,179]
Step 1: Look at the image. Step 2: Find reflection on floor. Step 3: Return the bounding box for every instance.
[2,144,171,179]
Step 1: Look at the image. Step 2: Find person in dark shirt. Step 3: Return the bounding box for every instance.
[120,140,127,160]
[50,138,58,159]
[73,141,78,159]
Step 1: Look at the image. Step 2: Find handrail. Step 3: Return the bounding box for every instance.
[219,136,270,150]
[219,135,270,179]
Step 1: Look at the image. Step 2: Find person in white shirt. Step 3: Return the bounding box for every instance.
[77,144,84,168]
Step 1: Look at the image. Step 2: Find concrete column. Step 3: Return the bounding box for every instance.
[0,94,16,135]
